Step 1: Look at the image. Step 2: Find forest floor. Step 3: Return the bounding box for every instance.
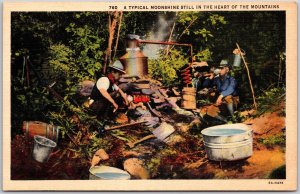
[11,104,286,180]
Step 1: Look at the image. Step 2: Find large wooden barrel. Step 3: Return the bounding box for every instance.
[181,87,196,110]
[22,121,59,142]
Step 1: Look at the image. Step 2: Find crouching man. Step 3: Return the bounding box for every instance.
[90,61,129,119]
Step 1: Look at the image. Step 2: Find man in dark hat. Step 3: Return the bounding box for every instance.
[90,60,129,119]
[206,60,239,117]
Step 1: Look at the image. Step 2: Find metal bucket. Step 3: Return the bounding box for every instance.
[32,135,57,163]
[89,166,131,180]
[201,123,253,161]
[233,54,242,67]
[232,49,245,67]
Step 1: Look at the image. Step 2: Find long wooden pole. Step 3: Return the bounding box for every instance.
[165,12,178,56]
[105,121,147,131]
[236,43,257,109]
[103,12,118,74]
[113,11,123,60]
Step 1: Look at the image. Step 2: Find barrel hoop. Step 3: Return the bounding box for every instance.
[52,125,55,141]
[204,139,252,149]
[26,121,29,136]
[46,124,49,138]
[55,127,59,142]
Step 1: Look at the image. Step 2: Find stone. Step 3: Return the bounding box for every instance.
[171,87,181,96]
[90,149,109,168]
[115,113,129,124]
[122,150,141,158]
[173,107,194,116]
[136,107,152,117]
[123,158,150,179]
[152,98,165,104]
[166,97,181,109]
[158,88,169,98]
[79,80,95,96]
[176,123,190,133]
[141,88,155,95]
[164,134,185,145]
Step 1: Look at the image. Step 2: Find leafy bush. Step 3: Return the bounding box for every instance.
[256,87,285,115]
[258,134,285,147]
[148,49,188,86]
[47,99,103,138]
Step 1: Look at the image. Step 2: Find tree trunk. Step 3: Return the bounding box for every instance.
[165,12,178,56]
[103,11,119,74]
[113,11,123,60]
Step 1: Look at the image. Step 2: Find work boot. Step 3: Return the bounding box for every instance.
[227,103,235,117]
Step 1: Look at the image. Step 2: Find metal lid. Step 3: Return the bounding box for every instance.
[126,34,140,40]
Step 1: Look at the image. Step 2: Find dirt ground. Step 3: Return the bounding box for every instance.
[11,108,286,180]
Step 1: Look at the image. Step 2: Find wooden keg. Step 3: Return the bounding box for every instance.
[22,121,59,142]
[181,87,196,110]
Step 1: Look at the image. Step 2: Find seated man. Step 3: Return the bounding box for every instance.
[206,62,239,117]
[90,60,129,119]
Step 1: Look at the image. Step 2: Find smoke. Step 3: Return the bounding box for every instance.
[142,15,174,59]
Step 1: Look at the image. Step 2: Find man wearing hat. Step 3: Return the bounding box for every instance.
[90,60,129,119]
[206,60,239,117]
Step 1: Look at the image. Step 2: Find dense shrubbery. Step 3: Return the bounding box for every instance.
[256,87,285,115]
[148,49,188,86]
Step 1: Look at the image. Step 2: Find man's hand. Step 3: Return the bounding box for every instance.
[208,73,214,80]
[216,95,223,106]
[118,89,129,106]
[122,94,129,106]
[124,98,129,106]
[112,102,119,112]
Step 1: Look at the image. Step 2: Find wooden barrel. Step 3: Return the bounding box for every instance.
[22,121,59,142]
[181,87,196,110]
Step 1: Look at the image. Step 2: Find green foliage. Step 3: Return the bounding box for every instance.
[65,19,104,77]
[11,77,61,124]
[258,134,285,147]
[49,44,74,75]
[148,49,188,86]
[194,48,213,62]
[208,14,227,25]
[256,87,285,115]
[47,99,103,139]
[86,135,112,158]
[146,148,177,177]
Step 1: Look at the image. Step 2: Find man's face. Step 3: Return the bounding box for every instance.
[112,71,121,81]
[219,67,229,76]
